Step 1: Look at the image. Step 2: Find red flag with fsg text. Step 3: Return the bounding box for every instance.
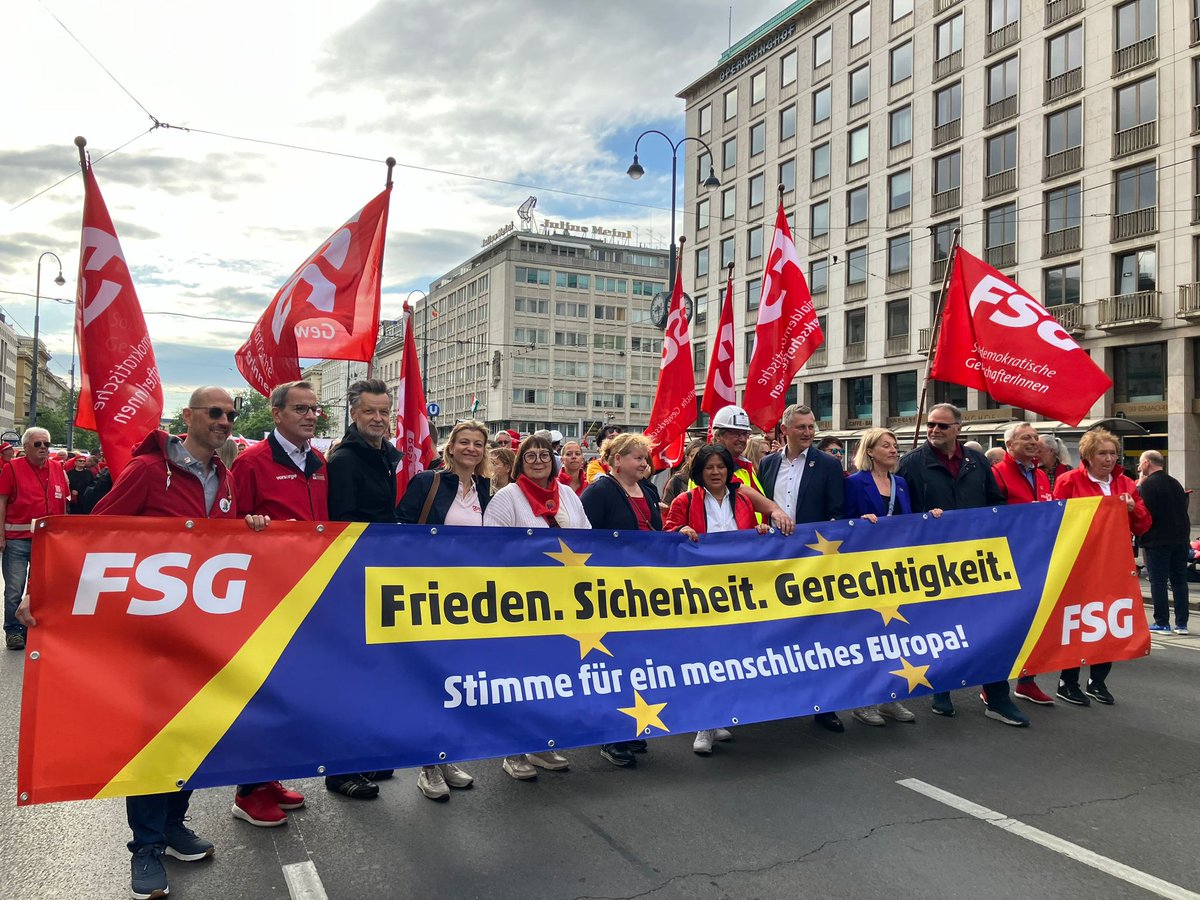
[645,261,695,469]
[743,203,823,432]
[930,248,1111,426]
[702,268,737,437]
[235,186,391,396]
[394,303,434,499]
[74,162,164,479]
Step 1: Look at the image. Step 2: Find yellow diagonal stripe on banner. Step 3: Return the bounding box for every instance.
[95,523,366,798]
[1007,497,1100,680]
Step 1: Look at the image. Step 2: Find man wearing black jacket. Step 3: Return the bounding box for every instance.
[897,403,1028,727]
[1138,450,1190,635]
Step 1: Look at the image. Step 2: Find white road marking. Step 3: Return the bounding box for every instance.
[283,860,329,900]
[898,778,1200,900]
[1151,639,1200,653]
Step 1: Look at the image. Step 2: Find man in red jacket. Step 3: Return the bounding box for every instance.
[227,380,326,827]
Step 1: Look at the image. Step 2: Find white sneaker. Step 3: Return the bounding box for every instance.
[502,755,537,780]
[878,701,916,723]
[440,763,474,788]
[525,751,570,771]
[417,765,449,800]
[712,728,733,742]
[852,705,886,726]
[693,730,715,754]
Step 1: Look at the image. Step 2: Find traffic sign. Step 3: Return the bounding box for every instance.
[427,402,441,418]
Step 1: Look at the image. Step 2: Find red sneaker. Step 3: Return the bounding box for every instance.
[1014,681,1055,705]
[232,786,287,827]
[264,781,305,810]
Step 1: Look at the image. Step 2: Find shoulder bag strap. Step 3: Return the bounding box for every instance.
[886,474,897,517]
[417,471,442,525]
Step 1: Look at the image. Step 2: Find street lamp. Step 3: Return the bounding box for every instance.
[29,251,65,428]
[406,289,430,396]
[626,130,721,290]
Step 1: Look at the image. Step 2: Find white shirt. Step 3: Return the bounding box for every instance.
[703,489,738,533]
[443,479,484,526]
[273,429,309,472]
[482,483,591,529]
[1086,470,1113,496]
[772,447,808,515]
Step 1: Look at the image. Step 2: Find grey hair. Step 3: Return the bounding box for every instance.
[781,404,815,426]
[1003,422,1037,443]
[928,403,962,423]
[347,379,389,410]
[1039,434,1071,466]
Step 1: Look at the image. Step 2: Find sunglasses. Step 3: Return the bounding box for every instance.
[192,406,239,423]
[522,450,552,463]
[926,421,954,430]
[828,447,844,455]
[31,441,50,449]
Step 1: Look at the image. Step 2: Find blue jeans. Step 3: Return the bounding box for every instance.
[3,538,32,637]
[126,791,193,852]
[1144,544,1189,628]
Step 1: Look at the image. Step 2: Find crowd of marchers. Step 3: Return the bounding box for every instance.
[6,378,1192,900]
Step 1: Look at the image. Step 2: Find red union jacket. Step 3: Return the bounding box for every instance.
[1052,463,1152,536]
[232,433,328,521]
[92,430,238,519]
[664,485,758,534]
[992,453,1052,504]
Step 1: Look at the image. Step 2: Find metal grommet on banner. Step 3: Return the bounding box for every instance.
[813,705,821,712]
[526,529,534,536]
[438,751,447,760]
[430,528,438,535]
[18,792,28,802]
[612,531,619,538]
[547,740,556,748]
[643,727,651,736]
[175,779,185,788]
[1080,658,1086,665]
[922,514,929,519]
[1020,669,1027,676]
[317,765,326,774]
[960,680,967,686]
[36,520,45,530]
[1057,501,1065,507]
[889,692,897,699]
[28,651,39,661]
[731,717,739,725]
[185,520,195,529]
[991,507,999,513]
[316,524,325,534]
[848,520,855,527]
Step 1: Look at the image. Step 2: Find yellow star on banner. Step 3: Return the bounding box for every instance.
[565,633,612,659]
[544,539,592,567]
[876,605,910,626]
[805,531,843,555]
[889,657,933,693]
[616,690,669,737]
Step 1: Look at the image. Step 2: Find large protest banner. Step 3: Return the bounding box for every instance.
[18,497,1147,805]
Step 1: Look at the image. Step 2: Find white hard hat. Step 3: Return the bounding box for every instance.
[712,405,752,432]
[549,430,564,444]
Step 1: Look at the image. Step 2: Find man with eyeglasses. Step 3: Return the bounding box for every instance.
[897,403,1027,726]
[0,427,68,650]
[225,380,327,827]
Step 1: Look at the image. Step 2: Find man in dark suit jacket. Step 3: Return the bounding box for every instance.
[757,403,846,731]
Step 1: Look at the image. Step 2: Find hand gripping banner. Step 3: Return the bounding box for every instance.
[18,498,1148,804]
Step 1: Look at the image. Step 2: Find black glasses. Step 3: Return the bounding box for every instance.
[31,441,50,449]
[522,450,552,463]
[926,421,954,430]
[192,406,239,423]
[289,405,321,416]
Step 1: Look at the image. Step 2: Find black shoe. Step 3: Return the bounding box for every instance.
[930,692,956,717]
[1056,683,1090,706]
[1085,681,1114,705]
[324,774,379,799]
[362,770,394,781]
[814,711,844,733]
[5,632,25,651]
[600,743,636,767]
[626,739,648,753]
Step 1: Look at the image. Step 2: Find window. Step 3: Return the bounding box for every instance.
[749,121,765,156]
[593,304,626,322]
[1114,247,1156,294]
[890,42,913,85]
[1113,343,1164,403]
[781,50,798,87]
[779,158,796,193]
[746,278,762,311]
[809,379,834,421]
[1115,77,1156,131]
[989,0,1019,32]
[811,200,830,238]
[694,342,707,373]
[886,369,917,417]
[695,246,710,277]
[555,272,590,289]
[1044,262,1081,306]
[699,104,712,135]
[812,143,831,181]
[986,203,1017,250]
[887,233,911,274]
[723,136,737,170]
[813,85,831,124]
[850,64,871,105]
[1046,183,1081,231]
[591,362,625,380]
[1047,26,1083,78]
[936,14,964,60]
[696,198,711,231]
[595,277,627,293]
[848,125,870,165]
[889,105,912,148]
[693,294,707,324]
[1115,162,1156,214]
[553,391,587,407]
[555,300,587,317]
[749,173,765,209]
[847,186,869,226]
[554,330,587,347]
[515,297,548,314]
[1115,0,1155,51]
[780,105,797,141]
[886,300,910,340]
[516,266,550,285]
[513,327,547,345]
[593,393,626,409]
[724,87,737,120]
[932,220,958,265]
[512,388,548,405]
[593,333,627,351]
[720,237,735,269]
[722,187,736,219]
[888,170,912,212]
[697,150,713,184]
[630,336,662,354]
[935,82,962,127]
[748,226,764,260]
[751,70,766,105]
[814,28,832,67]
[987,57,1019,104]
[850,5,871,45]
[892,0,914,21]
[514,357,550,375]
[987,130,1017,175]
[934,151,961,193]
[847,246,868,285]
[810,258,829,293]
[1046,105,1082,154]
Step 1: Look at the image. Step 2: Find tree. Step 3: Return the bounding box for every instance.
[35,391,100,451]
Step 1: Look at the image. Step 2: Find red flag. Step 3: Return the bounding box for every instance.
[931,248,1111,426]
[702,268,737,437]
[743,203,823,432]
[644,259,696,468]
[236,186,391,396]
[74,163,164,478]
[394,302,435,498]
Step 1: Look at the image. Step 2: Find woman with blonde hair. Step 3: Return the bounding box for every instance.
[744,435,768,468]
[557,440,588,496]
[489,448,515,491]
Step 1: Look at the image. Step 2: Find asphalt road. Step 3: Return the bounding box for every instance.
[2,604,1198,900]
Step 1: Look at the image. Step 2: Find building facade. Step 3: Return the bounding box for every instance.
[678,0,1200,505]
[301,359,367,436]
[14,336,65,429]
[0,315,18,435]
[398,230,670,444]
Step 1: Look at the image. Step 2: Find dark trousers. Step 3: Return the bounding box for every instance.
[1060,662,1112,688]
[1145,544,1190,627]
[126,791,191,852]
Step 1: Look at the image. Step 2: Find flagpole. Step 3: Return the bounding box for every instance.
[366,158,396,383]
[771,184,785,449]
[70,136,89,452]
[911,226,962,450]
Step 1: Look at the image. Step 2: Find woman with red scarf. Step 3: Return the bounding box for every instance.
[557,440,588,496]
[483,433,588,781]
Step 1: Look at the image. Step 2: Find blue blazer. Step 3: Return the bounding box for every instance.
[757,447,845,523]
[843,469,912,518]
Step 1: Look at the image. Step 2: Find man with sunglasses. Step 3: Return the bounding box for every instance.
[0,427,68,650]
[898,404,1027,726]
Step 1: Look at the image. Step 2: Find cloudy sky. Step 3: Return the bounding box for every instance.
[3,0,781,414]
